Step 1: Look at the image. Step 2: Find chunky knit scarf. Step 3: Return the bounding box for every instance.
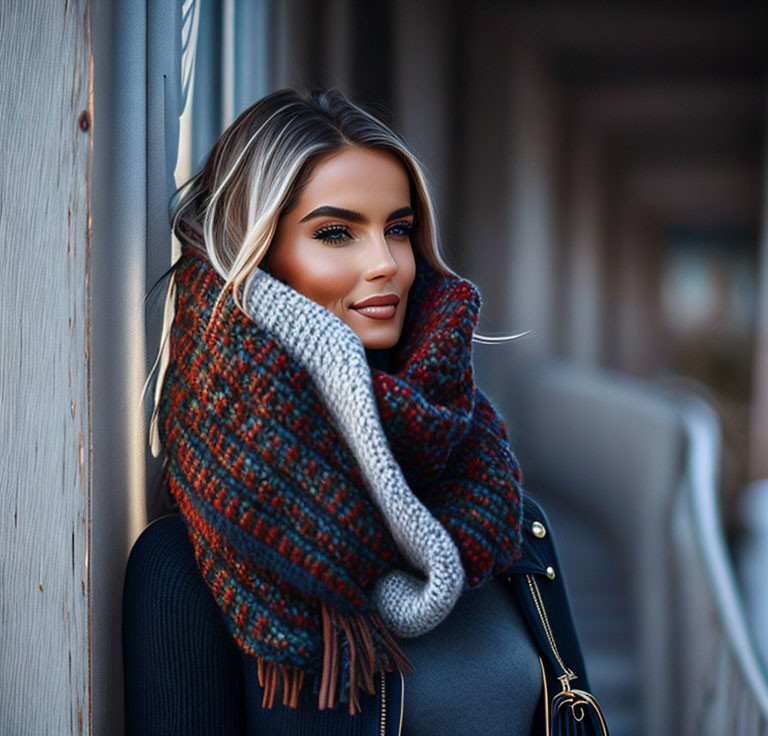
[158,245,524,714]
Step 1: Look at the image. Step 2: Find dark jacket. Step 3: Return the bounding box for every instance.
[123,491,590,735]
[374,490,590,735]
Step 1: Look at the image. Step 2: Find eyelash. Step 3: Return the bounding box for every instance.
[312,220,414,245]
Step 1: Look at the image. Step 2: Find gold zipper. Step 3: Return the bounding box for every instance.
[524,574,576,689]
[525,574,610,734]
[379,669,405,736]
[379,670,387,736]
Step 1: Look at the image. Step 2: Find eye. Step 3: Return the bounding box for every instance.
[313,223,352,245]
[386,220,414,238]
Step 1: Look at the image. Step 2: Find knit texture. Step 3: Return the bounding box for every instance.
[123,513,246,735]
[158,245,524,714]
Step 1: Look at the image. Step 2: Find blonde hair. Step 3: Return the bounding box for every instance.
[144,87,523,457]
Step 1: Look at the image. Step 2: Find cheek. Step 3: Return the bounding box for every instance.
[283,248,356,305]
[399,247,417,293]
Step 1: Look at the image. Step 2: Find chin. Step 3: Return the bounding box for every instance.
[360,331,400,350]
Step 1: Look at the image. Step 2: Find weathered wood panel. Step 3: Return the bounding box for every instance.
[0,1,92,733]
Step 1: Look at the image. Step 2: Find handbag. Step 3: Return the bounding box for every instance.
[538,656,609,735]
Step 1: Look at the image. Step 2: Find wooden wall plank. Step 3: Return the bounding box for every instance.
[0,1,92,733]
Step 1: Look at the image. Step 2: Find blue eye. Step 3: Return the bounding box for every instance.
[313,224,352,245]
[387,220,414,238]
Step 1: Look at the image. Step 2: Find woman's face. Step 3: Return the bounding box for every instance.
[265,146,416,350]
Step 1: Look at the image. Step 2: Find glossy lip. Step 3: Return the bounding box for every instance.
[350,293,400,309]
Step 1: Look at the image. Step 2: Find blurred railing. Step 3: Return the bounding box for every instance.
[672,396,768,735]
[486,356,768,735]
[737,479,768,680]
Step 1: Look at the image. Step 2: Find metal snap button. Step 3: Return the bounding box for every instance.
[545,566,556,580]
[531,521,546,538]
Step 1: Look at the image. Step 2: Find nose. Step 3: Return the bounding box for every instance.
[363,234,398,281]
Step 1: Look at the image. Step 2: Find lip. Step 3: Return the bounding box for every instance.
[350,293,400,309]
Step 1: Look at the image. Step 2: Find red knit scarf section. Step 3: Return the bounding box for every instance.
[158,248,524,713]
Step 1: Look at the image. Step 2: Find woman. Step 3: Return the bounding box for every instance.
[123,87,608,735]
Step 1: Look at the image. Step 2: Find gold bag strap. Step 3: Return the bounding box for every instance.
[538,656,550,734]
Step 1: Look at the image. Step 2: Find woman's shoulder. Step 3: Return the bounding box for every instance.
[127,513,189,560]
[124,513,199,594]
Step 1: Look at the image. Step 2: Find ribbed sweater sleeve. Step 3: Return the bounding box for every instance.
[122,513,246,735]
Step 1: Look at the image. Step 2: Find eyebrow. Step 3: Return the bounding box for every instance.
[298,205,414,224]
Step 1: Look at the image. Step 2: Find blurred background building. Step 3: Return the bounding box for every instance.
[168,0,768,533]
[3,1,768,733]
[214,1,768,535]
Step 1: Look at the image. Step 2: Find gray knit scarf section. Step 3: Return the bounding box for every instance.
[243,267,465,638]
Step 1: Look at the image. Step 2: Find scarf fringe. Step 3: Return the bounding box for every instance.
[256,602,414,715]
[256,657,306,709]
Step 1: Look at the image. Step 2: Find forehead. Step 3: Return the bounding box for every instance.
[299,147,410,206]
